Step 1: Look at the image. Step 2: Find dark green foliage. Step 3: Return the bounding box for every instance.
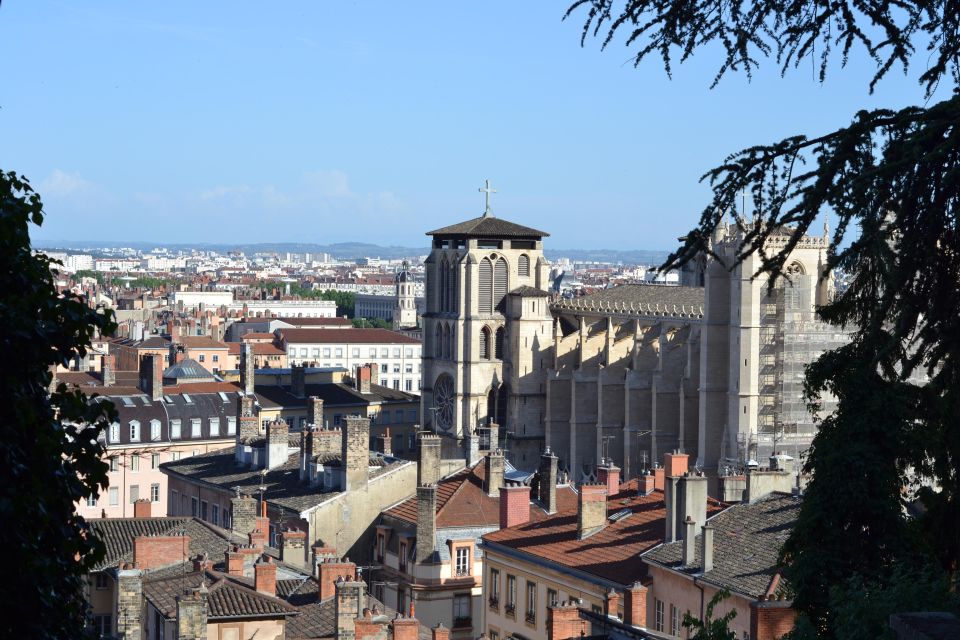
[352,317,392,329]
[73,269,104,284]
[286,284,356,318]
[0,171,117,638]
[568,1,960,637]
[682,589,737,640]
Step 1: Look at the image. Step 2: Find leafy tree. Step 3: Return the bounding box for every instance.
[73,269,105,284]
[317,289,356,318]
[682,589,737,640]
[566,0,960,635]
[353,317,393,329]
[0,171,118,638]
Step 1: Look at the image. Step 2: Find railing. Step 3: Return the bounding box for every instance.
[453,617,472,629]
[525,611,536,624]
[455,567,471,577]
[488,596,499,610]
[505,604,516,617]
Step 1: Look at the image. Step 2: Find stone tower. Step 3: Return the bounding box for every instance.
[421,208,552,464]
[392,261,418,329]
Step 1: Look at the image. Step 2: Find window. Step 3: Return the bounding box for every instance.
[393,364,400,373]
[525,581,537,624]
[171,490,179,513]
[376,533,385,562]
[480,326,491,359]
[453,594,471,627]
[299,348,307,357]
[393,348,401,357]
[455,547,470,576]
[191,418,201,437]
[170,419,181,439]
[151,453,160,469]
[200,500,208,521]
[109,422,120,443]
[90,614,111,638]
[86,495,97,507]
[150,483,160,502]
[369,348,376,357]
[405,363,413,373]
[398,588,407,617]
[311,348,320,357]
[109,457,119,472]
[122,396,135,407]
[227,416,236,435]
[94,573,108,590]
[405,380,413,391]
[183,393,193,404]
[670,604,680,636]
[212,354,219,363]
[381,348,389,358]
[323,348,331,357]
[495,327,505,359]
[506,575,516,615]
[171,452,181,462]
[393,380,400,390]
[209,417,220,437]
[211,504,219,526]
[489,632,499,640]
[479,258,493,313]
[381,363,388,373]
[129,485,139,503]
[129,420,140,442]
[109,487,119,506]
[655,599,664,632]
[335,348,343,357]
[150,419,161,441]
[489,568,500,608]
[399,542,408,572]
[352,348,360,357]
[518,253,530,277]
[191,497,199,517]
[408,410,417,422]
[130,454,140,472]
[547,588,558,608]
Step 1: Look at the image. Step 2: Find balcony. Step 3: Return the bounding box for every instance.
[525,611,536,625]
[488,596,499,610]
[453,617,472,629]
[455,567,471,577]
[505,604,516,617]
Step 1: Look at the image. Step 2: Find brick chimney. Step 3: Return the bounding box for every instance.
[230,494,257,537]
[176,583,209,640]
[266,418,288,471]
[335,573,365,640]
[133,498,152,518]
[235,395,259,464]
[139,354,164,402]
[577,485,607,540]
[653,464,665,491]
[597,462,621,497]
[485,449,505,497]
[133,534,191,570]
[432,623,450,640]
[392,616,419,640]
[415,485,437,564]
[116,564,144,640]
[101,355,116,387]
[318,556,357,601]
[499,484,531,529]
[466,427,481,468]
[240,342,255,395]
[639,471,656,496]
[606,589,620,619]
[341,416,370,492]
[538,448,559,514]
[418,433,441,486]
[290,363,306,398]
[663,451,689,478]
[624,583,647,628]
[307,396,324,428]
[547,601,588,640]
[254,556,277,596]
[192,554,213,573]
[355,364,372,394]
[376,427,392,456]
[281,528,307,570]
[225,549,244,576]
[169,342,185,366]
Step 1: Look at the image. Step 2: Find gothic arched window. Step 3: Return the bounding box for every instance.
[494,326,505,360]
[518,253,530,277]
[479,258,493,314]
[480,326,491,360]
[434,324,443,358]
[447,260,457,313]
[442,324,450,359]
[493,257,508,311]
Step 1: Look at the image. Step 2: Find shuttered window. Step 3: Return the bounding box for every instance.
[479,258,493,313]
[494,258,508,311]
[518,253,530,277]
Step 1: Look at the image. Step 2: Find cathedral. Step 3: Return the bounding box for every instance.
[420,203,843,483]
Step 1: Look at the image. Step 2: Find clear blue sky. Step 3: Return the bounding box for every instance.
[0,1,938,250]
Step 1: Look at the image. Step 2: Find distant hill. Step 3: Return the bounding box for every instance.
[38,240,672,265]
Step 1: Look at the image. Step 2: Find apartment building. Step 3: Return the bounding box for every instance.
[278,328,422,392]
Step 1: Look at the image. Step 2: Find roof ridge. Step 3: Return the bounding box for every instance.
[435,465,479,517]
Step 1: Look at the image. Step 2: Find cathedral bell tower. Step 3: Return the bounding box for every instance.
[421,181,551,460]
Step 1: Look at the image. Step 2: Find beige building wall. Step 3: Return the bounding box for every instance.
[646,565,751,639]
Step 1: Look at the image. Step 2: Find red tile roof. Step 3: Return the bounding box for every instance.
[227,342,285,355]
[178,336,229,349]
[278,328,420,345]
[241,332,277,340]
[384,461,578,528]
[482,480,726,586]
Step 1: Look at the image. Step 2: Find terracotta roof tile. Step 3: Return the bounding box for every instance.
[278,328,420,345]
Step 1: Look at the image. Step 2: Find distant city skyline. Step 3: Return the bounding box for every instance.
[1,2,941,250]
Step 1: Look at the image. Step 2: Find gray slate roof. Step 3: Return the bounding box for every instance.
[143,568,300,620]
[642,492,799,599]
[510,285,553,297]
[427,215,548,238]
[559,284,704,310]
[164,358,214,380]
[89,517,236,571]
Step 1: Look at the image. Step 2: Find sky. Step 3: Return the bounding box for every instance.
[0,1,943,251]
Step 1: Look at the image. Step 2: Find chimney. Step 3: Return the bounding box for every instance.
[176,583,209,640]
[663,451,689,479]
[638,471,656,496]
[101,355,116,386]
[335,573,365,640]
[538,449,559,514]
[318,556,357,601]
[341,416,370,492]
[192,554,213,573]
[307,396,324,427]
[432,623,450,640]
[485,448,505,497]
[624,583,647,628]
[235,396,259,464]
[230,494,257,537]
[355,364,372,394]
[664,472,708,543]
[116,564,144,640]
[299,427,315,482]
[597,462,621,497]
[291,364,306,398]
[366,361,379,386]
[682,516,697,566]
[605,589,620,619]
[240,342,255,395]
[415,485,437,564]
[139,354,164,402]
[266,418,288,471]
[133,534,191,570]
[392,617,420,640]
[169,342,185,366]
[465,427,481,468]
[653,465,665,491]
[376,427,392,456]
[254,556,277,596]
[745,467,794,503]
[488,421,500,452]
[701,525,714,573]
[499,484,531,529]
[547,601,589,640]
[577,485,607,540]
[418,434,441,486]
[133,499,152,518]
[281,528,307,571]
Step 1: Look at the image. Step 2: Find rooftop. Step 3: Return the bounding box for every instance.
[278,328,421,345]
[427,214,549,239]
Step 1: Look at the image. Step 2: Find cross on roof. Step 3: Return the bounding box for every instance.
[479,179,497,217]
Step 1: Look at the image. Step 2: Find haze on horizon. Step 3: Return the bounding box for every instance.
[0,2,932,251]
